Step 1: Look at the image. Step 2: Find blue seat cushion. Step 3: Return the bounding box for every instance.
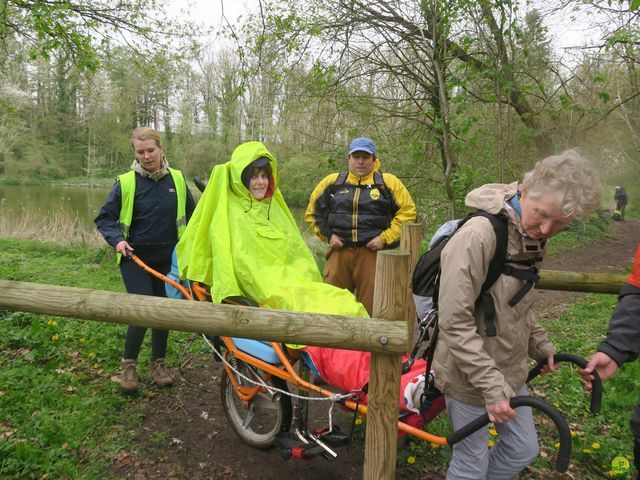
[232,338,281,364]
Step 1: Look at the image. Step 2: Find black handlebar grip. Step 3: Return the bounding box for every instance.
[526,352,602,414]
[445,395,572,473]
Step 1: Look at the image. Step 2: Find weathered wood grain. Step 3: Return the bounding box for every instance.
[401,222,423,353]
[538,270,626,294]
[0,279,407,354]
[364,250,409,480]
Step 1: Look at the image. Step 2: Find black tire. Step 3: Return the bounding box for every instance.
[220,359,292,449]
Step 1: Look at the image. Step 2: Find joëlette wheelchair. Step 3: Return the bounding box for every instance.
[129,252,602,472]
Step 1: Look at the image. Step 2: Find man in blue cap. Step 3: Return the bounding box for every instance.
[305,137,416,315]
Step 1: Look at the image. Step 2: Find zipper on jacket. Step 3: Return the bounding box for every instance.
[352,176,361,243]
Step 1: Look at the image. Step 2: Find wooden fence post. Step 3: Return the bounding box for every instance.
[400,222,423,353]
[364,250,410,480]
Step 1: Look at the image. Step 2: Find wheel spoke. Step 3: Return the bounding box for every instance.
[240,404,256,429]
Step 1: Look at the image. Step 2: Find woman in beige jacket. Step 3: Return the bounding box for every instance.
[434,150,601,479]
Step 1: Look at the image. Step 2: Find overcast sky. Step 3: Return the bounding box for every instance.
[170,0,602,55]
[169,0,260,48]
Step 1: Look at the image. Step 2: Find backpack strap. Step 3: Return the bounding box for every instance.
[373,171,391,200]
[335,172,348,185]
[457,211,543,337]
[468,212,509,338]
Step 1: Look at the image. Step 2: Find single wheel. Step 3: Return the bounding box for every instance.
[220,359,292,449]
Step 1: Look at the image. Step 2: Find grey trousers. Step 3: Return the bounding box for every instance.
[445,385,539,480]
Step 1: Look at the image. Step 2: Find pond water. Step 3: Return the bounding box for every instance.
[0,184,112,229]
[0,183,309,235]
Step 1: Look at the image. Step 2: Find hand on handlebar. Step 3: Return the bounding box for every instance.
[486,398,517,424]
[539,353,559,375]
[578,352,619,391]
[115,240,133,257]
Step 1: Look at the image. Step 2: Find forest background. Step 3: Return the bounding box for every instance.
[0,0,639,222]
[1,2,640,478]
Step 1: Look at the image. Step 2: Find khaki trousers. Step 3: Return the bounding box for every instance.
[323,247,376,316]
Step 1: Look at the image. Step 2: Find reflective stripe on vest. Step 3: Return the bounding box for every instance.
[116,168,187,263]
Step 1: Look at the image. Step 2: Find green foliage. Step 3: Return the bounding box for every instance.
[0,238,206,478]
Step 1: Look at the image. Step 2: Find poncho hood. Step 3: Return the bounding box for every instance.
[176,141,368,318]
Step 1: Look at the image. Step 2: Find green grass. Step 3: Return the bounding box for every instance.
[0,238,205,479]
[546,211,612,256]
[531,294,638,479]
[1,235,637,478]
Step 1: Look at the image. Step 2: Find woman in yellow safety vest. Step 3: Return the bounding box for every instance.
[95,127,195,393]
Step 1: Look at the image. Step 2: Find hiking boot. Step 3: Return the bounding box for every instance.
[150,358,173,387]
[111,359,139,393]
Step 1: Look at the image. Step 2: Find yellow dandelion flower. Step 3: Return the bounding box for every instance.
[51,334,59,342]
[93,363,99,369]
[583,448,592,454]
[554,442,560,449]
[47,320,58,326]
[355,418,363,425]
[79,338,86,345]
[488,439,495,447]
[592,442,600,449]
[571,431,577,437]
[489,428,497,436]
[407,456,416,464]
[88,352,95,359]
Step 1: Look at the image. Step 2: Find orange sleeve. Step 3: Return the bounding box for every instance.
[627,245,640,288]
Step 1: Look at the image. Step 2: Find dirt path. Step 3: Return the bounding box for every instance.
[111,220,639,480]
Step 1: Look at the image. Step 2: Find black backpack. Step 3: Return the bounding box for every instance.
[407,210,542,402]
[412,210,541,333]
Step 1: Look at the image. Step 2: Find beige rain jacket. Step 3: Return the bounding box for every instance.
[433,182,555,406]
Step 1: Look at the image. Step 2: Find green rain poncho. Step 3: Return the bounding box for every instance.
[176,141,369,318]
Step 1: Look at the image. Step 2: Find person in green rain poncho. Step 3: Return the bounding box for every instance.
[176,141,369,319]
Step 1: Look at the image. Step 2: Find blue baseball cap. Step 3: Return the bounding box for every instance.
[348,137,376,156]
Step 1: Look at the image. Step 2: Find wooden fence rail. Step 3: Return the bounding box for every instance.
[0,279,407,354]
[538,270,626,294]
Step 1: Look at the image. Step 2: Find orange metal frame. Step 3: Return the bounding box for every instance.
[129,253,449,446]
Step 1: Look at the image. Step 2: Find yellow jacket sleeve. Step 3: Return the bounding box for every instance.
[379,173,417,246]
[305,173,340,242]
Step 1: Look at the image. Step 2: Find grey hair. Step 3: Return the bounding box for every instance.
[521,149,602,220]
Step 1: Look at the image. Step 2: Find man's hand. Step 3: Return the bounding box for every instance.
[329,234,344,249]
[578,352,619,391]
[115,240,133,257]
[485,398,517,424]
[366,235,384,251]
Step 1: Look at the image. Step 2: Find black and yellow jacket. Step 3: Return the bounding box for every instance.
[305,159,416,248]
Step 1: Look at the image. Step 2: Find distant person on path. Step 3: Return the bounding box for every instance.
[434,150,601,479]
[305,137,416,315]
[614,186,628,220]
[580,244,640,480]
[95,126,195,393]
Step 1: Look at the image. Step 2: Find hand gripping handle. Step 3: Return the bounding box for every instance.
[445,396,572,473]
[526,352,602,414]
